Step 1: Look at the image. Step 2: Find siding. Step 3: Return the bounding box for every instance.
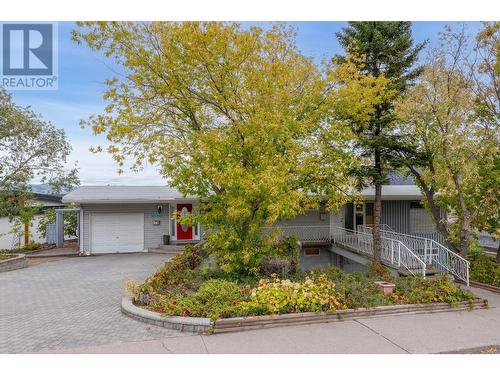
[300,246,333,271]
[381,200,410,233]
[277,209,329,227]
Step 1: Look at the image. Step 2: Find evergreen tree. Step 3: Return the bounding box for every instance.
[335,22,425,263]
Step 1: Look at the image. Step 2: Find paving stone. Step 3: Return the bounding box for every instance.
[0,253,192,353]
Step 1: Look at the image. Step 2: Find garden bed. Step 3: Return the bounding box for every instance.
[124,244,483,332]
[122,295,488,334]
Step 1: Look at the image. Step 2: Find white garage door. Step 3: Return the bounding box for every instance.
[90,213,144,254]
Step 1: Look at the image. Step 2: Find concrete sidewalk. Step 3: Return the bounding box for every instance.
[47,286,500,354]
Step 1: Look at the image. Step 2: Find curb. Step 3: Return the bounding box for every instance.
[468,281,500,294]
[121,297,212,333]
[121,296,487,334]
[0,253,28,272]
[26,252,80,259]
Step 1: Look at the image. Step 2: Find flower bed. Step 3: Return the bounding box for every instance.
[126,244,478,322]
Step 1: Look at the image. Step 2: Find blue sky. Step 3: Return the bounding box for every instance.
[8,21,482,186]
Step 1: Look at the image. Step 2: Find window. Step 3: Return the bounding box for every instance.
[410,201,424,209]
[304,248,320,256]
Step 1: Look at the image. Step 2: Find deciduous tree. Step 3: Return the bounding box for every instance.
[0,89,78,220]
[73,22,353,274]
[395,25,500,257]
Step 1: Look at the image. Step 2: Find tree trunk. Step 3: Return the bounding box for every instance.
[496,243,500,264]
[372,150,382,264]
[452,174,473,257]
[407,166,461,254]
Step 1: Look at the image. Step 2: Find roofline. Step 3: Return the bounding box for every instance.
[33,192,63,202]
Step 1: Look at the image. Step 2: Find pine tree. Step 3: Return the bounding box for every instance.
[335,22,425,263]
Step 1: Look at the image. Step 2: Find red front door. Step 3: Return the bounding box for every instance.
[176,203,193,240]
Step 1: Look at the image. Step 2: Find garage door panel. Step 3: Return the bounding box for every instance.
[91,213,144,253]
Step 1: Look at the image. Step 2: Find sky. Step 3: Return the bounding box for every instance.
[7,21,483,186]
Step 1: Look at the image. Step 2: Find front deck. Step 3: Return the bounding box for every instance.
[264,225,470,285]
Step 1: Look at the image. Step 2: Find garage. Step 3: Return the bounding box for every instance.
[90,213,144,253]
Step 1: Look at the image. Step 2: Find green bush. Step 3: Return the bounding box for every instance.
[131,243,205,304]
[260,236,301,277]
[468,254,500,287]
[393,275,476,304]
[159,279,244,321]
[238,274,347,315]
[23,242,41,251]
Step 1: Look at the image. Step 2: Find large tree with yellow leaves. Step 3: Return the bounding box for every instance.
[73,22,353,274]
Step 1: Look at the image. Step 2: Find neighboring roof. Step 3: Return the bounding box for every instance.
[386,170,415,185]
[33,193,63,203]
[62,186,193,204]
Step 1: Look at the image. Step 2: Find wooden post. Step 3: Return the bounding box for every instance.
[24,223,29,247]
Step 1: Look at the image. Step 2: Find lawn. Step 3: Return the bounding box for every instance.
[126,244,477,322]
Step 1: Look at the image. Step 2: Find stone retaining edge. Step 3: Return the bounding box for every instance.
[468,280,500,294]
[0,253,27,272]
[214,299,488,333]
[121,297,212,333]
[121,296,487,334]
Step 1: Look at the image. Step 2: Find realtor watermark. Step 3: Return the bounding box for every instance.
[0,22,58,90]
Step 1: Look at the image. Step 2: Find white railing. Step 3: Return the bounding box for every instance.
[358,225,470,285]
[263,225,427,277]
[262,225,330,243]
[331,226,426,277]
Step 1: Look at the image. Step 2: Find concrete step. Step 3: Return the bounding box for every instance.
[148,244,185,254]
[398,267,446,277]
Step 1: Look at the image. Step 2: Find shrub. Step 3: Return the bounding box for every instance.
[260,258,291,277]
[159,279,244,321]
[468,254,500,287]
[238,274,346,316]
[259,235,300,277]
[307,267,392,308]
[23,242,41,251]
[129,243,205,304]
[368,262,394,282]
[393,275,476,305]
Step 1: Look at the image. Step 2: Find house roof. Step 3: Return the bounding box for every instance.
[360,185,422,200]
[386,170,415,185]
[63,181,423,205]
[62,186,194,204]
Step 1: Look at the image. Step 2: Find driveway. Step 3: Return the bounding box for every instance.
[0,253,192,354]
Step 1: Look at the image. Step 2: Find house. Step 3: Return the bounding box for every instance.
[62,175,469,283]
[0,193,65,249]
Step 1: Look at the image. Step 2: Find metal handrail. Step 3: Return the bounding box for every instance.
[331,226,426,277]
[358,225,470,285]
[263,224,427,277]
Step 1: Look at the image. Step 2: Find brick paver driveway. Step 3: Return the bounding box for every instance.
[0,254,192,353]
